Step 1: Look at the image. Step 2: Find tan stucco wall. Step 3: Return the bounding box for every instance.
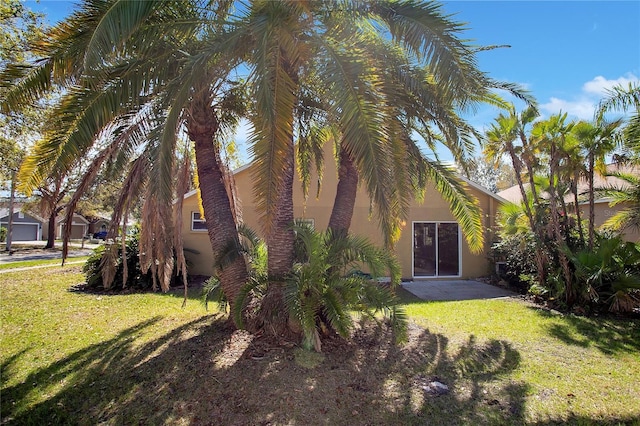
[579,201,640,242]
[182,155,500,279]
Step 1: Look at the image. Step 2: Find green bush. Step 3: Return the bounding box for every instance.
[492,233,540,293]
[0,226,6,242]
[232,223,406,352]
[568,235,640,313]
[82,227,153,291]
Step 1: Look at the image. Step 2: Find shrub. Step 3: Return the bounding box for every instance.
[0,226,6,242]
[233,223,406,352]
[82,227,153,291]
[568,235,640,313]
[280,224,405,351]
[491,233,540,293]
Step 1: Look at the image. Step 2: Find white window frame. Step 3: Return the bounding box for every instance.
[18,212,24,219]
[191,212,207,232]
[411,221,462,278]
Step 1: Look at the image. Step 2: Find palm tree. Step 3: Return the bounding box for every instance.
[597,82,640,155]
[531,113,576,304]
[226,1,536,334]
[4,0,251,317]
[484,105,548,285]
[570,119,622,248]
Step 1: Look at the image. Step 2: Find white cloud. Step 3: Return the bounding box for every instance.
[540,73,639,120]
[582,74,639,96]
[540,97,596,120]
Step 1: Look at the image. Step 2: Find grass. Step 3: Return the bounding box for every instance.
[1,268,639,425]
[0,257,89,271]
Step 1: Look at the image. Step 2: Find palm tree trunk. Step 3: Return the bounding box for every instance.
[188,92,248,325]
[193,134,249,321]
[327,147,358,236]
[548,143,574,305]
[507,146,547,285]
[259,141,296,337]
[5,173,15,252]
[588,152,596,250]
[572,178,585,245]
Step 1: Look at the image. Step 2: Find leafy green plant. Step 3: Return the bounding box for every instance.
[568,235,640,312]
[202,224,268,315]
[0,226,6,242]
[283,223,406,352]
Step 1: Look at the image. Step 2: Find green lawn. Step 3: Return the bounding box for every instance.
[1,267,638,425]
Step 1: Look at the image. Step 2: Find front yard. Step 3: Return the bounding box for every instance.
[1,265,638,425]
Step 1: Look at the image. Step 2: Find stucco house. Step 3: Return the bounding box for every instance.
[0,208,45,241]
[56,213,90,240]
[497,165,639,243]
[181,154,505,281]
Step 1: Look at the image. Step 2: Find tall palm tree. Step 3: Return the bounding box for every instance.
[239,0,533,265]
[484,105,548,285]
[3,0,251,317]
[531,113,576,304]
[571,119,622,248]
[227,1,535,334]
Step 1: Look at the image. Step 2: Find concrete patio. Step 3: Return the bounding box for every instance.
[401,279,516,301]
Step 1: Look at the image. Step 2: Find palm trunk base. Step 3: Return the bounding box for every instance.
[245,283,300,342]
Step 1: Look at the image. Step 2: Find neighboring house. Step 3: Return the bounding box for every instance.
[0,208,45,241]
[56,213,90,240]
[181,153,505,280]
[497,165,640,242]
[88,216,110,236]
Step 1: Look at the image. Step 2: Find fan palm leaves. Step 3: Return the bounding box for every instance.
[570,119,623,248]
[484,105,549,284]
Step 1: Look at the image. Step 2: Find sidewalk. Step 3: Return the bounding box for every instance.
[401,280,516,301]
[0,241,99,264]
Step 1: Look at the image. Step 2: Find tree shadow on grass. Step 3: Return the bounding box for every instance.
[2,315,637,425]
[531,308,640,356]
[2,313,524,425]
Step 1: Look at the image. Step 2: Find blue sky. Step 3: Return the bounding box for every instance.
[27,0,640,162]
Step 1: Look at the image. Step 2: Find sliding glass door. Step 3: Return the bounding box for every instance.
[413,222,460,277]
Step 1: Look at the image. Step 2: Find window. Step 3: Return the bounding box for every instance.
[18,212,24,219]
[191,212,207,231]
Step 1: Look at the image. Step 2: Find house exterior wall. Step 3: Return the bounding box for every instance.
[0,212,43,241]
[579,201,640,242]
[56,214,89,240]
[89,219,109,235]
[182,156,500,279]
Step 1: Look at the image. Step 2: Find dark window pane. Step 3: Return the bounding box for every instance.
[413,223,436,277]
[437,223,459,276]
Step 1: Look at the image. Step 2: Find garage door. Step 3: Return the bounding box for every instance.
[10,224,39,241]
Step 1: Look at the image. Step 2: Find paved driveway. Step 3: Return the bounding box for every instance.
[401,280,516,301]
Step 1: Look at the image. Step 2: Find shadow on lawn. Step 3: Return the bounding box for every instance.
[2,315,637,425]
[531,308,640,356]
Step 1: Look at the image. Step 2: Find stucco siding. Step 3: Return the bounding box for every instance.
[182,155,500,279]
